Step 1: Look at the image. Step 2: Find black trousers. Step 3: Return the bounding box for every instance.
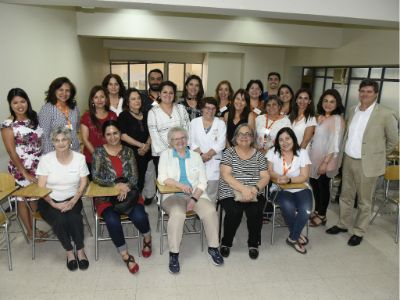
[221,196,265,248]
[38,198,84,251]
[310,174,331,216]
[152,156,160,177]
[135,152,152,193]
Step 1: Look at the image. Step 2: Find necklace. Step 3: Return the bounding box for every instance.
[129,110,142,117]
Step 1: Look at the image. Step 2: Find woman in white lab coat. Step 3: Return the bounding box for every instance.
[189,97,226,202]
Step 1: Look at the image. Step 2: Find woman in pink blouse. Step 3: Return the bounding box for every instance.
[309,89,345,227]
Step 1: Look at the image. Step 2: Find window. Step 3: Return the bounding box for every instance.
[302,66,399,116]
[109,61,202,94]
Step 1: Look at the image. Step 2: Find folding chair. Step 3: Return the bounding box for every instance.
[266,182,311,244]
[156,181,203,255]
[370,165,399,243]
[85,181,141,260]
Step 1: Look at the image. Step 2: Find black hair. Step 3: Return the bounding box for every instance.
[268,72,281,81]
[264,95,283,111]
[148,68,164,79]
[102,119,121,136]
[277,84,295,114]
[88,86,110,130]
[123,88,143,111]
[200,97,218,110]
[102,74,126,99]
[159,80,177,102]
[45,77,77,109]
[316,89,345,116]
[289,88,315,123]
[7,88,39,129]
[273,127,301,157]
[245,79,264,100]
[182,75,204,101]
[228,89,250,124]
[359,78,379,93]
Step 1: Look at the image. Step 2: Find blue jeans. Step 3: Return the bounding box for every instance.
[276,189,312,241]
[102,204,150,252]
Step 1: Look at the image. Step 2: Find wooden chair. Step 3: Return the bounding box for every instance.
[266,182,311,244]
[156,181,203,255]
[370,165,399,243]
[0,173,28,243]
[85,182,141,260]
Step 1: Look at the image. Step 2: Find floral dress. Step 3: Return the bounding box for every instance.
[1,119,43,195]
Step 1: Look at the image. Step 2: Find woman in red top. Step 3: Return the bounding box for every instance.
[80,86,117,179]
[92,120,151,274]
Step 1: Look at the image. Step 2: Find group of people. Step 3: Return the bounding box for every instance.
[1,70,397,274]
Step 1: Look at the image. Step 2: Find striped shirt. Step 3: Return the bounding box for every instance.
[218,147,267,200]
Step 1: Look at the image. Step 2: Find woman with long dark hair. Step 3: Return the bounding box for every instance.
[309,89,345,227]
[80,85,117,177]
[38,77,80,154]
[102,74,126,116]
[178,75,204,120]
[289,88,316,150]
[224,89,250,147]
[1,88,43,240]
[278,84,294,115]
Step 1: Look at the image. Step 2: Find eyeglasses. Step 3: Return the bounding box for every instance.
[237,132,253,138]
[171,136,187,142]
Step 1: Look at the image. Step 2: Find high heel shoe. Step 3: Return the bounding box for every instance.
[77,251,89,270]
[309,215,327,227]
[142,239,152,258]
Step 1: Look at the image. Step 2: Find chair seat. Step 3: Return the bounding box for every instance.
[33,211,43,220]
[0,212,7,225]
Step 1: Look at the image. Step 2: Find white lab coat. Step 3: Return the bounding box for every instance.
[189,117,226,181]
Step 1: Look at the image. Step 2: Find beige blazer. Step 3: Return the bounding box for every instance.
[342,103,398,177]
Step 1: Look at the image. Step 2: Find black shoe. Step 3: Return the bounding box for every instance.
[326,226,348,235]
[220,245,230,258]
[348,235,363,246]
[169,252,180,274]
[144,197,153,206]
[66,257,78,271]
[208,247,224,266]
[77,257,89,270]
[248,248,259,260]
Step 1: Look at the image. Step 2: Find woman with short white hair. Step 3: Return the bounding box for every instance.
[158,126,223,274]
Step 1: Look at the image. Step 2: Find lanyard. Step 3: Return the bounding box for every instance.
[56,103,72,129]
[282,156,293,175]
[265,115,276,129]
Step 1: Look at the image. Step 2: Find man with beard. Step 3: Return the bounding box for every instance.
[141,69,164,205]
[262,72,281,102]
[142,69,163,112]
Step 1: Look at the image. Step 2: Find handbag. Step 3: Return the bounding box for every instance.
[233,186,258,202]
[110,177,139,215]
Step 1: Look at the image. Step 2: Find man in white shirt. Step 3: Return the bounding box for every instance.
[326,79,398,246]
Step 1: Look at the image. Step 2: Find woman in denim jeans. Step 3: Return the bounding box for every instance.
[266,127,312,254]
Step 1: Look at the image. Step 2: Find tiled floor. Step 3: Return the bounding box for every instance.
[0,196,398,300]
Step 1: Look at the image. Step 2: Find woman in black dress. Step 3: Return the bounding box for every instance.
[118,88,152,196]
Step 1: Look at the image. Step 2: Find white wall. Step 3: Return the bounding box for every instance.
[0,3,107,170]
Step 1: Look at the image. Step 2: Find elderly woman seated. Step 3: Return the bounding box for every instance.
[37,126,89,271]
[92,120,151,274]
[218,123,270,259]
[158,126,223,274]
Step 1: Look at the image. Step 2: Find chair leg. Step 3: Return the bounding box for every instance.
[32,218,36,260]
[82,208,93,237]
[395,204,399,244]
[95,217,99,261]
[200,221,204,252]
[5,222,12,271]
[137,231,141,257]
[14,200,29,244]
[271,203,276,245]
[160,210,164,255]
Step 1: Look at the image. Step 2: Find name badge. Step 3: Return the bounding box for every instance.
[66,124,73,130]
[264,128,270,136]
[253,108,261,115]
[152,101,158,106]
[219,106,227,113]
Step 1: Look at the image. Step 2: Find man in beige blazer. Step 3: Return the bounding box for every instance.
[326,79,398,246]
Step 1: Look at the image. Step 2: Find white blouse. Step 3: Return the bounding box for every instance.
[255,114,291,150]
[109,97,124,116]
[189,117,226,181]
[291,116,317,148]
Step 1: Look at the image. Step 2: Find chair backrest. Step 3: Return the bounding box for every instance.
[0,173,15,192]
[384,165,400,181]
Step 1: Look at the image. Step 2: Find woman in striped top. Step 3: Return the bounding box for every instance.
[218,123,270,260]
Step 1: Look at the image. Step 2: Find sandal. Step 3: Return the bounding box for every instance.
[28,230,48,243]
[286,238,307,254]
[309,215,327,227]
[123,254,139,274]
[142,239,152,258]
[309,211,318,220]
[298,234,309,246]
